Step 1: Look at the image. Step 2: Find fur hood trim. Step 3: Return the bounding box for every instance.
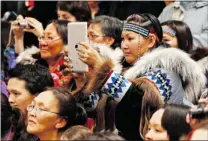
[197,56,208,74]
[84,44,123,94]
[124,47,206,103]
[92,43,123,72]
[16,46,40,64]
[84,58,114,94]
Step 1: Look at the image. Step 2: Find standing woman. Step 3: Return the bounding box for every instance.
[74,13,205,140]
[76,13,163,140]
[26,87,87,140]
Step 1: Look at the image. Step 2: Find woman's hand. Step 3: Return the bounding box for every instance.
[11,15,25,39]
[77,42,104,69]
[11,15,25,53]
[24,17,44,37]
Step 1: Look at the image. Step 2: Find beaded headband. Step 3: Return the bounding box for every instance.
[123,23,150,37]
[162,26,176,36]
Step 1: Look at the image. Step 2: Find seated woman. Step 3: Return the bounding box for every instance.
[161,20,193,53]
[15,20,73,88]
[74,13,206,140]
[87,15,123,50]
[56,1,91,22]
[26,87,87,140]
[145,104,191,140]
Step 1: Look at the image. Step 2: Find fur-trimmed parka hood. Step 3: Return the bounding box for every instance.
[124,47,207,104]
[198,56,208,75]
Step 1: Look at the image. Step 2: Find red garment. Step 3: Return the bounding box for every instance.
[25,0,35,11]
[25,0,34,7]
[85,118,95,130]
[50,57,72,88]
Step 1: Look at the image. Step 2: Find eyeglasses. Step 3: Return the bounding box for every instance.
[38,36,61,42]
[27,104,60,115]
[88,33,105,40]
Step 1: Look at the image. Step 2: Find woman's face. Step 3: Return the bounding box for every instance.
[121,30,150,64]
[162,26,178,48]
[145,109,169,140]
[39,23,64,60]
[88,23,108,45]
[27,91,61,135]
[57,9,76,22]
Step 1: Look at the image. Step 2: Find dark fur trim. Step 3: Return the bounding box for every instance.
[83,59,115,94]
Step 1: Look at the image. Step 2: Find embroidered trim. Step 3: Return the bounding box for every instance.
[101,72,132,102]
[123,23,149,37]
[162,26,176,36]
[144,70,172,101]
[81,92,100,111]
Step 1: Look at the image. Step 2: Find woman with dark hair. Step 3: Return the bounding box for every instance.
[145,104,191,140]
[26,87,87,140]
[71,13,205,140]
[15,20,73,88]
[57,1,91,22]
[87,15,123,49]
[161,20,193,53]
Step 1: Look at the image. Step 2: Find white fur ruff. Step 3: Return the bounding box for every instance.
[93,43,123,72]
[197,56,208,74]
[15,46,40,64]
[124,47,207,103]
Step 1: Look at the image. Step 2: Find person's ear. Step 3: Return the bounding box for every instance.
[55,117,67,129]
[104,36,115,46]
[147,33,157,49]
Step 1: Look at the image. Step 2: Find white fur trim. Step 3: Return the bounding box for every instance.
[124,47,206,103]
[16,46,40,64]
[197,56,208,74]
[92,43,123,72]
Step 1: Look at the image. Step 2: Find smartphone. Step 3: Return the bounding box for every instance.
[68,22,89,73]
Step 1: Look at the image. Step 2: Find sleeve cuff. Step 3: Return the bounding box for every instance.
[80,92,100,111]
[101,71,132,102]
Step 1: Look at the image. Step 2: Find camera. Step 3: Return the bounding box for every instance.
[18,19,30,28]
[189,103,208,119]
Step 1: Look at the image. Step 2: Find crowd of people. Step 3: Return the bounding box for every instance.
[1,1,208,140]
